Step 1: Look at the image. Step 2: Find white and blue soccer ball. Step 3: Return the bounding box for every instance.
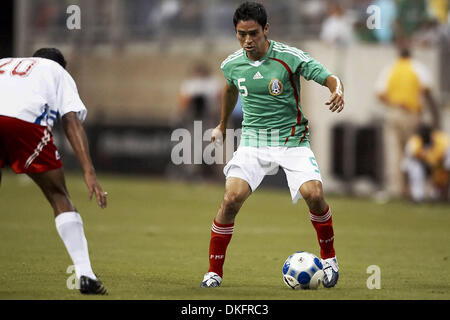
[282,251,324,290]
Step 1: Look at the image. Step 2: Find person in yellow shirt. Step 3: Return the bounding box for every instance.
[375,46,440,197]
[402,124,450,202]
[428,0,448,24]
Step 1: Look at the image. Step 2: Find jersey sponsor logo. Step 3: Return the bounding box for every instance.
[268,78,283,96]
[253,71,264,80]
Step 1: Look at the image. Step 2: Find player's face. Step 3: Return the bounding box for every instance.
[236,20,269,61]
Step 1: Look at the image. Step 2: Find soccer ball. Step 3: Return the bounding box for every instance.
[282,251,324,290]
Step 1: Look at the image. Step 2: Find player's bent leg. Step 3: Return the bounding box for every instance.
[299,180,339,288]
[202,177,252,288]
[27,168,75,216]
[27,168,107,294]
[403,158,426,202]
[216,177,252,224]
[299,180,328,214]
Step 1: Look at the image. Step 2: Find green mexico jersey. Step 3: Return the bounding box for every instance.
[221,40,332,147]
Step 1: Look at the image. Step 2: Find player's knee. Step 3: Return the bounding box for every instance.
[222,191,246,215]
[303,188,324,207]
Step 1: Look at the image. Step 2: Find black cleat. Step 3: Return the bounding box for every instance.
[79,276,108,295]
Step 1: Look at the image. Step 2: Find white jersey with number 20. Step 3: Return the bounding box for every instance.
[0,57,86,128]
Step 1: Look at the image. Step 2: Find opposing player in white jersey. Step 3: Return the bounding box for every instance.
[0,48,107,295]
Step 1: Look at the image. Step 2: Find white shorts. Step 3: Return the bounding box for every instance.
[223,146,323,203]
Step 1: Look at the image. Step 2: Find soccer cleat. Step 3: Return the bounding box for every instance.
[200,272,222,288]
[79,276,108,295]
[321,257,339,288]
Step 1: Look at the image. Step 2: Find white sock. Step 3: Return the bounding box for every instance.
[55,211,97,280]
[406,158,426,202]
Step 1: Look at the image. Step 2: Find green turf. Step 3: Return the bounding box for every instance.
[0,172,449,300]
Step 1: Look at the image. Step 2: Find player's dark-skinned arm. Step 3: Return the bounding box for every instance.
[62,112,107,209]
[324,75,345,113]
[212,83,239,144]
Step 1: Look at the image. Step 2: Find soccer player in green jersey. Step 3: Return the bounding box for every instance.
[201,2,344,288]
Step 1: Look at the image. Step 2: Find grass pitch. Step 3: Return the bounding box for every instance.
[0,172,449,300]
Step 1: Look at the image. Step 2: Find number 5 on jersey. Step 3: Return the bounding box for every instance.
[238,78,248,97]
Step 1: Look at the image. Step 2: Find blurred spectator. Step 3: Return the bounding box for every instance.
[34,1,58,31]
[407,0,449,47]
[146,0,179,43]
[32,0,71,41]
[376,46,440,127]
[427,0,449,24]
[204,2,235,37]
[298,0,327,24]
[125,0,160,39]
[396,0,428,39]
[175,61,222,180]
[375,45,440,196]
[171,0,204,34]
[264,1,293,37]
[352,0,378,43]
[413,18,443,46]
[294,0,327,38]
[148,0,179,28]
[402,123,450,202]
[177,61,221,128]
[371,0,397,43]
[320,2,356,46]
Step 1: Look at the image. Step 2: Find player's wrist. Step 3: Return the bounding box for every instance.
[218,121,227,131]
[83,167,96,177]
[329,75,343,97]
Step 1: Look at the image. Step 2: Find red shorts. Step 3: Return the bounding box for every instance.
[0,116,63,174]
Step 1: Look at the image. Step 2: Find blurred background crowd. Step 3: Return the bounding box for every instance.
[18,0,450,46]
[3,0,450,202]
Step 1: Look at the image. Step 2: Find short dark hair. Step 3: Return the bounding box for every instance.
[32,48,67,69]
[399,47,411,58]
[233,2,267,29]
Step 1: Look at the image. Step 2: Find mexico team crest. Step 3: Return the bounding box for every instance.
[268,78,283,96]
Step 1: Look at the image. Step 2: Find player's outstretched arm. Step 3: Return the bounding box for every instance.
[62,112,107,209]
[324,75,345,113]
[212,83,239,145]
